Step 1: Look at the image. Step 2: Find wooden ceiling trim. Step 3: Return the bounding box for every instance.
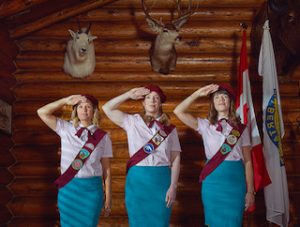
[0,0,49,18]
[10,0,119,39]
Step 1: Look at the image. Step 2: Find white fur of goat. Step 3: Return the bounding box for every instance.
[63,29,97,78]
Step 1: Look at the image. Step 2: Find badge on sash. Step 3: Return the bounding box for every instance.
[220,144,231,155]
[72,159,83,170]
[143,143,155,154]
[85,143,95,150]
[231,129,240,137]
[79,149,90,160]
[227,135,237,145]
[152,133,164,145]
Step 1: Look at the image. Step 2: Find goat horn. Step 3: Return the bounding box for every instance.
[86,23,92,34]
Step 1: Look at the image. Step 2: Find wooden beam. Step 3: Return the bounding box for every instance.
[0,0,49,18]
[10,0,119,39]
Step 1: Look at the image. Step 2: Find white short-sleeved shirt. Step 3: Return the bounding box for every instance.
[196,118,250,161]
[55,118,113,177]
[120,114,182,166]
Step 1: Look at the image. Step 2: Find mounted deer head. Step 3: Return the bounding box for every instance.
[142,0,197,74]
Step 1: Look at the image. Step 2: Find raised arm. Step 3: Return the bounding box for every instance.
[173,84,219,130]
[37,95,86,131]
[102,87,150,127]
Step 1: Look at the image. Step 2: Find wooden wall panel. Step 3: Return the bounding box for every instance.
[7,0,300,226]
[0,23,17,226]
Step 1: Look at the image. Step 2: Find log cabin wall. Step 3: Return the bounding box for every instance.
[0,24,17,226]
[3,0,300,226]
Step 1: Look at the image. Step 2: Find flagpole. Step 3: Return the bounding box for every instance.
[239,22,252,227]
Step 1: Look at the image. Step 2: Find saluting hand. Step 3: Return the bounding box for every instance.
[194,84,219,97]
[64,95,87,106]
[128,87,150,100]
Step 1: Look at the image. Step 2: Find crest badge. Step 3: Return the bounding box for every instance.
[143,143,155,154]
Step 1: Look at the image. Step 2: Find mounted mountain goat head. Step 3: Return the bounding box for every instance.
[63,23,98,78]
[142,0,197,74]
[251,0,300,75]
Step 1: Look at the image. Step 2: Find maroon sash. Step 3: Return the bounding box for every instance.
[199,123,246,182]
[54,128,106,189]
[126,123,175,173]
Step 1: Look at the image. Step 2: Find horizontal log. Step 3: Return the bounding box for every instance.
[29,21,252,39]
[0,168,14,184]
[17,37,251,55]
[9,161,59,177]
[12,81,300,101]
[0,186,13,204]
[7,196,57,217]
[12,145,59,162]
[8,178,57,197]
[14,71,232,84]
[106,0,265,8]
[14,54,237,72]
[78,7,255,22]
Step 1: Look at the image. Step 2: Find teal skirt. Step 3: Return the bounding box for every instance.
[201,160,246,227]
[125,166,172,227]
[58,177,103,227]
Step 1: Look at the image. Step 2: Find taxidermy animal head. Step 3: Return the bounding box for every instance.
[63,23,98,78]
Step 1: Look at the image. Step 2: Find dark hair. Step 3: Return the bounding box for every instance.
[207,90,240,126]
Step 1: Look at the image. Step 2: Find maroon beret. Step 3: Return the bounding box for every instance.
[83,94,98,107]
[144,84,167,103]
[212,84,236,100]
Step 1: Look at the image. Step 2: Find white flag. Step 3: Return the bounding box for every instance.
[258,20,289,227]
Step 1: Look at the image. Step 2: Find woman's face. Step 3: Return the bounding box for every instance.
[142,91,161,116]
[76,100,94,122]
[213,92,230,114]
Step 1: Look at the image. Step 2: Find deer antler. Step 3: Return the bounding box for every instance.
[172,0,198,28]
[141,0,163,27]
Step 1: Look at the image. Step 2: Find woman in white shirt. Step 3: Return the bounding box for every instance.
[102,84,181,227]
[174,84,254,227]
[37,94,112,227]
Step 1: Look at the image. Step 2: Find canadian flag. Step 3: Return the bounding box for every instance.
[236,29,271,195]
